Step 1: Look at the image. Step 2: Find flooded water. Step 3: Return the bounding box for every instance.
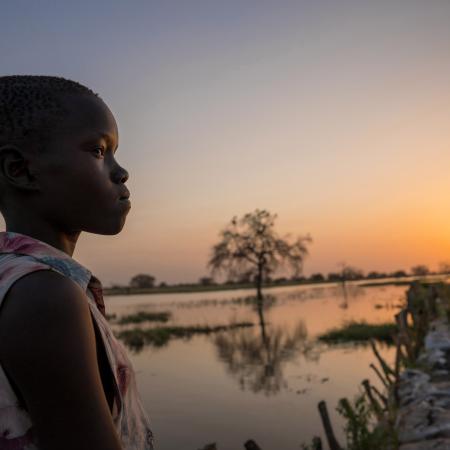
[104,282,406,450]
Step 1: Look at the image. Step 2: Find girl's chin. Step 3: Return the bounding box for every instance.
[84,217,128,235]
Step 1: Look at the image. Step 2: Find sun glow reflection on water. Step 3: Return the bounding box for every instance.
[105,283,404,450]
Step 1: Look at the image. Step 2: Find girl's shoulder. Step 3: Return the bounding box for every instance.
[0,268,123,450]
[0,253,53,301]
[0,268,95,371]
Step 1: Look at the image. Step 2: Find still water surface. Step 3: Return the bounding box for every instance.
[105,282,406,450]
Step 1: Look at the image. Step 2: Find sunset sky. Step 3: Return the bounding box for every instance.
[1,1,450,285]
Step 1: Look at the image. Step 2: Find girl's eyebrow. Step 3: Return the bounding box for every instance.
[88,132,119,151]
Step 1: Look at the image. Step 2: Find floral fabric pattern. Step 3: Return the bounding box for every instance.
[0,231,154,450]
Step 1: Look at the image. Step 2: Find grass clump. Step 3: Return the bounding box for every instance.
[337,393,397,450]
[116,311,172,325]
[116,322,254,351]
[318,321,397,344]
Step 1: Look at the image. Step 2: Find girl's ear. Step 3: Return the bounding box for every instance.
[0,145,39,191]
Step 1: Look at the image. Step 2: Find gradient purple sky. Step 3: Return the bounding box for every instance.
[1,1,450,285]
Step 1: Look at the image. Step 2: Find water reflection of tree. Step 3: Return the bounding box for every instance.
[333,283,365,309]
[213,295,315,396]
[336,263,365,309]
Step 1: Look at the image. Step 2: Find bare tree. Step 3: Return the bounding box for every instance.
[339,263,364,281]
[207,209,312,300]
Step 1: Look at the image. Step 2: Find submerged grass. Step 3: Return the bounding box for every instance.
[318,321,397,344]
[115,322,255,350]
[115,311,171,324]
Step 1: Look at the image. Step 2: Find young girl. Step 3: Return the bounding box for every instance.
[0,76,154,450]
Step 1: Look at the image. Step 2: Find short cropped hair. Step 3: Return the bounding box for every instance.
[0,75,99,153]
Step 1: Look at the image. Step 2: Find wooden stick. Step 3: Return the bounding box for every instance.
[370,363,389,389]
[318,401,343,450]
[370,339,394,382]
[395,310,415,361]
[393,334,401,377]
[362,379,384,420]
[393,334,404,404]
[370,382,388,407]
[427,285,438,318]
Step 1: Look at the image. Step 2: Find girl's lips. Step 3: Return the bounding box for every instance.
[118,198,131,208]
[118,188,131,200]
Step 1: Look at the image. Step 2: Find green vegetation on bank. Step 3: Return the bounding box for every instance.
[114,311,171,324]
[318,321,397,344]
[115,322,255,350]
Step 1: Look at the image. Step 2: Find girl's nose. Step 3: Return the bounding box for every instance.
[112,164,129,184]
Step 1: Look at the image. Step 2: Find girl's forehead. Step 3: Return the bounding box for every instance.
[58,94,118,139]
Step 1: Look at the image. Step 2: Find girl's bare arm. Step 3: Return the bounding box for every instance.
[0,270,123,450]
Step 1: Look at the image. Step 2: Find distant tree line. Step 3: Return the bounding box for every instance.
[117,262,445,290]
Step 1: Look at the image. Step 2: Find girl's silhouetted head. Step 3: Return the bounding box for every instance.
[0,75,130,241]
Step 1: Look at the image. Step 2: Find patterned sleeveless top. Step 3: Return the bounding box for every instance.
[0,231,154,450]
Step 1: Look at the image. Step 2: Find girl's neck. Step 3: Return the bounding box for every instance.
[5,222,80,257]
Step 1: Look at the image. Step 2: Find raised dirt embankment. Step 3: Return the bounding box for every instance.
[396,316,450,449]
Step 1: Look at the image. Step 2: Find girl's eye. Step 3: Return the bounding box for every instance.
[93,147,105,158]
